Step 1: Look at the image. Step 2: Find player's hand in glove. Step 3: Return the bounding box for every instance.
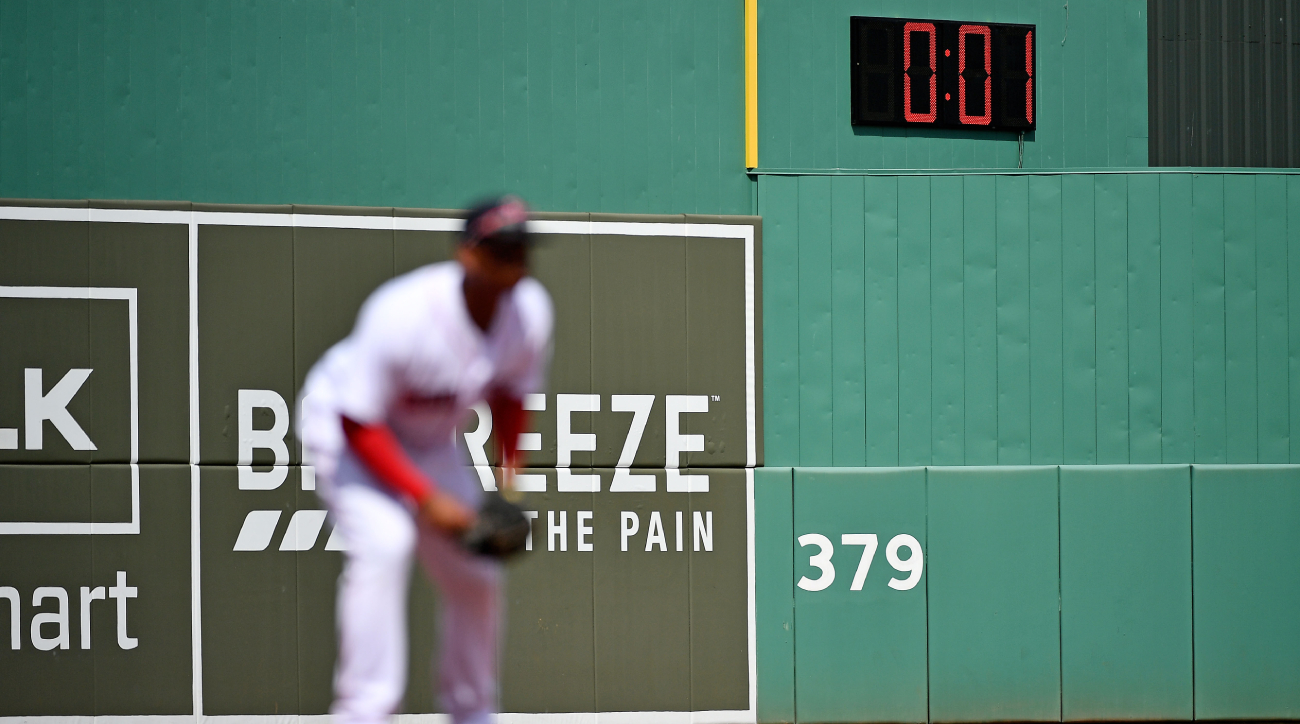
[418,490,476,536]
[461,491,531,560]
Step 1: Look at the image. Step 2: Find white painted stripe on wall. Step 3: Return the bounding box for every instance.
[745,467,758,717]
[188,217,205,717]
[393,216,461,232]
[0,208,753,240]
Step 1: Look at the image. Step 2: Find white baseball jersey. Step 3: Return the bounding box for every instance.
[301,260,549,724]
[300,260,553,469]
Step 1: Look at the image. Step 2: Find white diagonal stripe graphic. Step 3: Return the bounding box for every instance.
[279,510,328,551]
[324,525,347,551]
[232,510,281,551]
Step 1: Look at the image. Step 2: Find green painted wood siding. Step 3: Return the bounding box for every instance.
[760,171,1300,467]
[0,0,749,215]
[757,0,1150,171]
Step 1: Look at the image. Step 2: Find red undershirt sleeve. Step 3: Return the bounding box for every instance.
[341,416,436,504]
[489,393,527,470]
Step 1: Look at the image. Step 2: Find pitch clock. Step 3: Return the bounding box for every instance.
[851,16,1036,131]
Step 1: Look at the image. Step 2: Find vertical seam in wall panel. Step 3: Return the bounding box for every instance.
[994,180,1001,462]
[1028,180,1035,463]
[790,470,798,722]
[1060,181,1066,463]
[924,465,931,724]
[1190,463,1197,719]
[1159,175,1166,461]
[589,223,599,707]
[1191,175,1198,461]
[862,179,870,461]
[1095,176,1101,463]
[188,218,203,717]
[1056,464,1064,722]
[829,186,836,465]
[1221,182,1228,460]
[1127,176,1133,464]
[1286,179,1292,459]
[1248,175,1258,460]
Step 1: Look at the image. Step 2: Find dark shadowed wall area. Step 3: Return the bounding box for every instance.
[1148,0,1300,167]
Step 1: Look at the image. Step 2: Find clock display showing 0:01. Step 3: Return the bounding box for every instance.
[850,16,1036,131]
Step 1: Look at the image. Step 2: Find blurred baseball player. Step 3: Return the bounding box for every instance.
[297,196,553,724]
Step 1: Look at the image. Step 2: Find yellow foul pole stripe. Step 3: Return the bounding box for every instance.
[745,0,758,169]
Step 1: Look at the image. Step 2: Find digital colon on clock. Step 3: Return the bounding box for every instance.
[851,17,1036,131]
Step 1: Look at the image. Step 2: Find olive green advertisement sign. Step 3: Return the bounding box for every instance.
[0,202,761,721]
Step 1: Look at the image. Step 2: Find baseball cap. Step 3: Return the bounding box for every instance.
[462,195,532,248]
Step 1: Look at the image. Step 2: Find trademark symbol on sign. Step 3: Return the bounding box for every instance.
[711,395,721,402]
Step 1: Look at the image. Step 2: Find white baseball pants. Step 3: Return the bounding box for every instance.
[323,447,501,724]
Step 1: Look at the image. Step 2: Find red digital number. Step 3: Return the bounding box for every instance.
[958,24,992,125]
[903,22,937,123]
[1025,30,1034,124]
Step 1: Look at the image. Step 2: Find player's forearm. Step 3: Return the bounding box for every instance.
[341,416,436,503]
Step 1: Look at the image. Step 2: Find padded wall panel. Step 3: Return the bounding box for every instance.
[500,469,597,713]
[1192,465,1300,719]
[926,466,1060,722]
[89,465,192,715]
[792,467,928,723]
[197,221,296,465]
[0,465,191,715]
[199,465,300,715]
[0,218,92,459]
[590,231,687,468]
[294,478,341,714]
[754,467,794,724]
[0,466,95,715]
[1059,465,1193,720]
[685,235,752,469]
[524,231,591,469]
[591,472,692,712]
[90,221,190,463]
[292,223,395,394]
[688,468,750,711]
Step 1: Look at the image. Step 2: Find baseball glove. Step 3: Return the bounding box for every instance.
[461,491,531,560]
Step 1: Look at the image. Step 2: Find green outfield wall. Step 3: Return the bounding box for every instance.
[3,1,1300,722]
[757,0,1149,171]
[755,464,1300,723]
[0,0,748,215]
[761,171,1300,468]
[0,0,1150,216]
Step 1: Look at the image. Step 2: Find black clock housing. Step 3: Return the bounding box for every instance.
[851,16,1036,131]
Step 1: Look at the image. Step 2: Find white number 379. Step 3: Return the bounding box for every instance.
[796,533,924,592]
